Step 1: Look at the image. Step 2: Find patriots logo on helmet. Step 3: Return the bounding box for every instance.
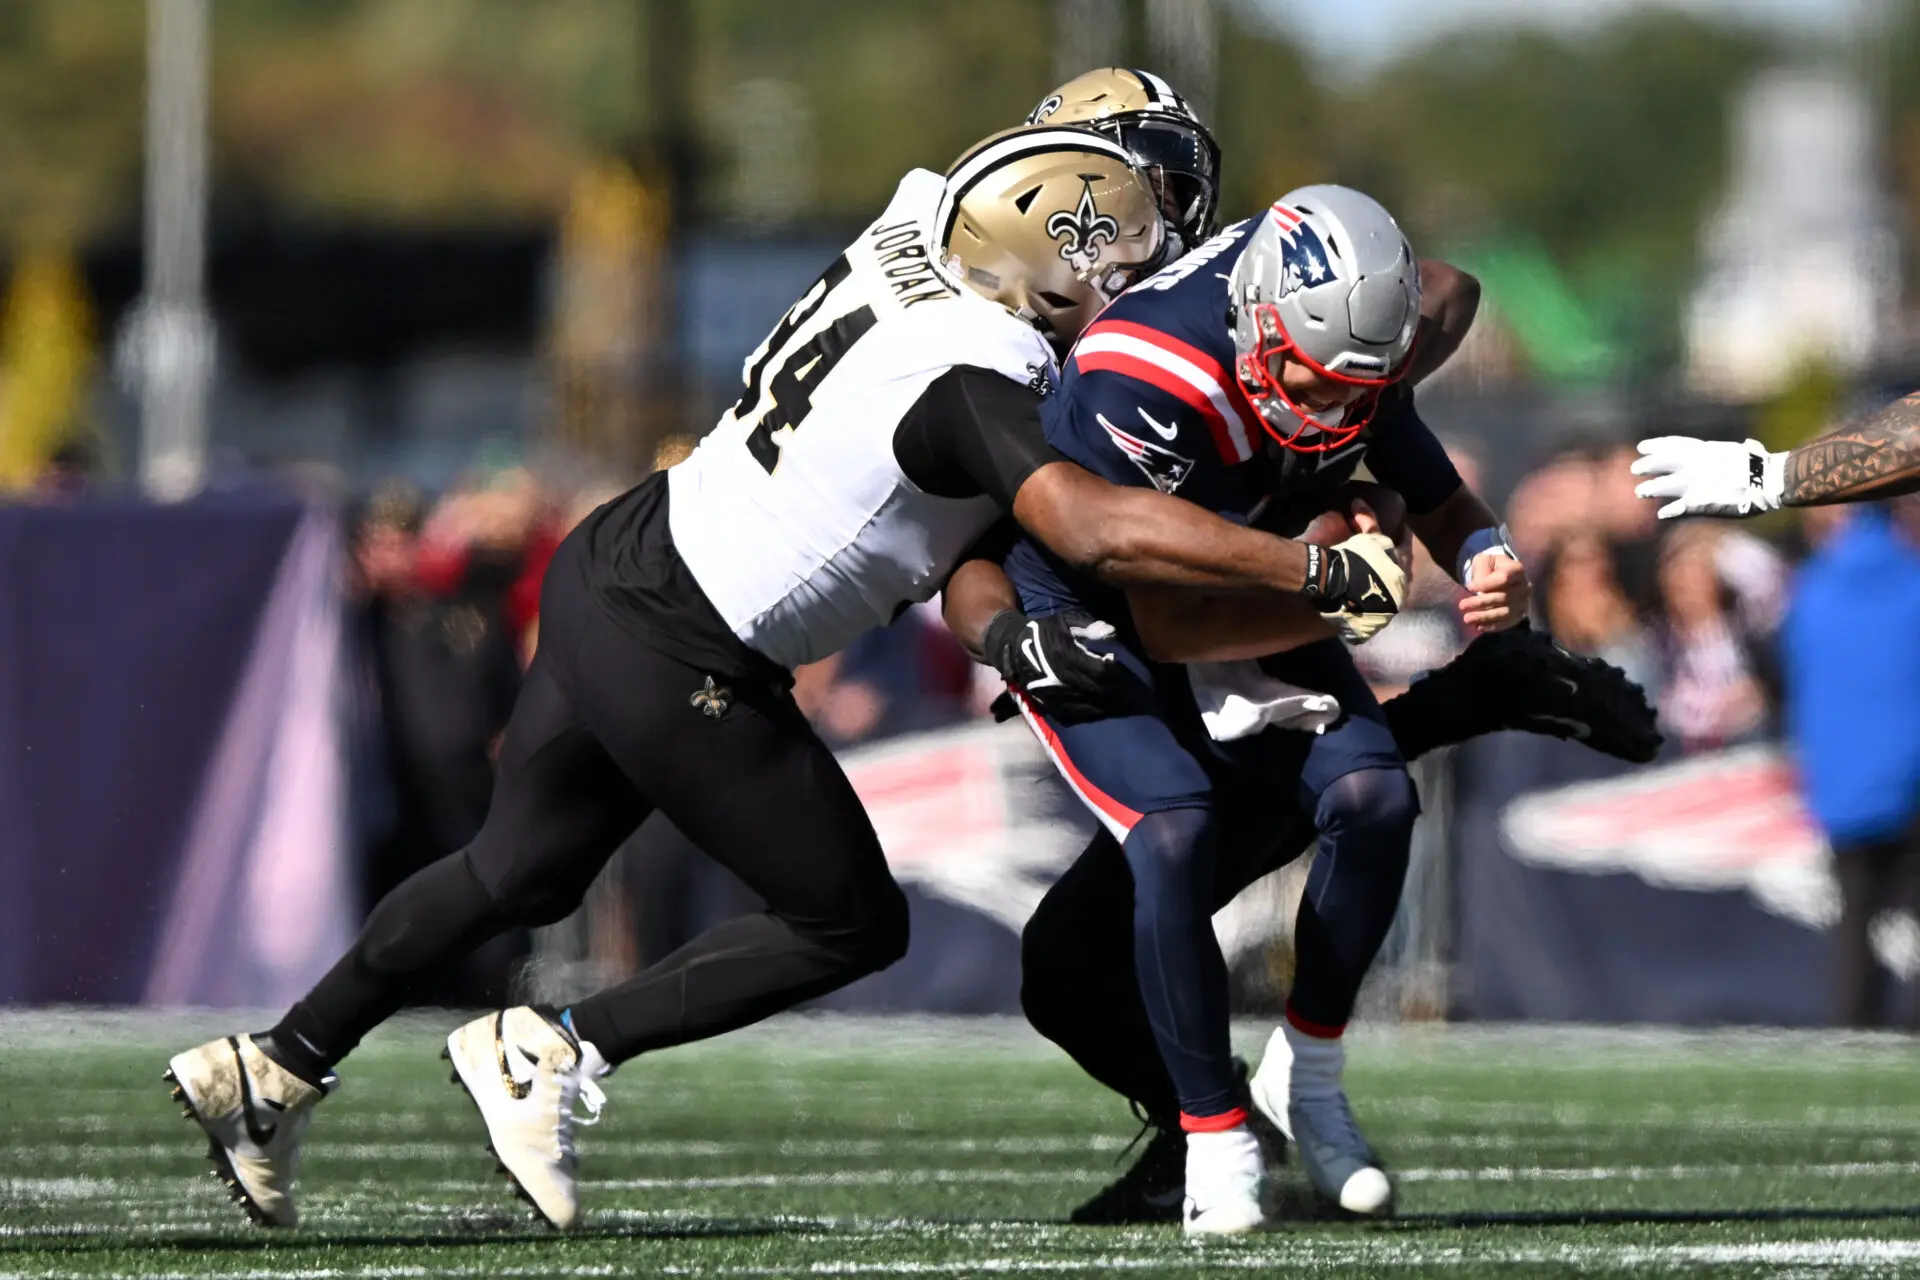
[1270,206,1334,299]
[1047,182,1120,272]
[1097,413,1193,494]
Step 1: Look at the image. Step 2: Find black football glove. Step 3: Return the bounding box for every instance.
[981,609,1131,726]
[1299,534,1409,643]
[1384,624,1663,764]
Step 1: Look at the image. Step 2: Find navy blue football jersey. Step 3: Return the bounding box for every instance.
[1003,212,1463,624]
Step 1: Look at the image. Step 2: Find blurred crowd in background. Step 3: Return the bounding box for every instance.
[8,0,1920,1024]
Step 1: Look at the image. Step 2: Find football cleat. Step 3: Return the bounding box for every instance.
[1069,1122,1185,1224]
[1182,1124,1266,1236]
[444,1006,606,1230]
[164,1034,335,1227]
[1384,625,1662,765]
[1250,1026,1392,1217]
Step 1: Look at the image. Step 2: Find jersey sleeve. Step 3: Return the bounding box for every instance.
[1362,384,1463,515]
[892,366,1066,508]
[1043,363,1248,513]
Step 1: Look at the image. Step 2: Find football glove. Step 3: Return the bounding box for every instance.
[1631,436,1785,519]
[1384,625,1662,764]
[982,609,1130,725]
[1301,529,1408,645]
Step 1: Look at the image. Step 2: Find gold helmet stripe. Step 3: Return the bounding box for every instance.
[937,127,1137,248]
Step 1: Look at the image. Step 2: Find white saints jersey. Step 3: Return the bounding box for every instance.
[668,169,1058,670]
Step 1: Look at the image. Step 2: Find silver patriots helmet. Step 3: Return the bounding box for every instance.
[1227,185,1420,452]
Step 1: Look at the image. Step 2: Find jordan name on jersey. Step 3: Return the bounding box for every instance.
[667,170,1057,670]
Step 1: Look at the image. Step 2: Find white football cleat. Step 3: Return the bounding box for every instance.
[165,1034,335,1227]
[1182,1124,1267,1236]
[444,1007,606,1230]
[1250,1024,1393,1217]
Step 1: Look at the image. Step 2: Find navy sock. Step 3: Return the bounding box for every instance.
[1120,808,1238,1119]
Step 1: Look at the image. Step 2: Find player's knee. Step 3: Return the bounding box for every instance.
[1120,808,1214,902]
[1019,917,1075,1037]
[833,877,912,976]
[1315,767,1419,851]
[359,850,506,976]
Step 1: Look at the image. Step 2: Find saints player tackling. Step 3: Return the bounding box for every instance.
[160,123,1414,1233]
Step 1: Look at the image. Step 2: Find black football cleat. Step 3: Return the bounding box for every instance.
[1069,1121,1185,1225]
[1384,625,1662,764]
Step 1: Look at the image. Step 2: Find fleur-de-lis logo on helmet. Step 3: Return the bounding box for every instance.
[1046,181,1120,273]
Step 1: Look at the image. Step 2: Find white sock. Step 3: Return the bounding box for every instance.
[1282,1018,1345,1100]
[577,1037,613,1079]
[1186,1123,1261,1196]
[1187,1123,1259,1160]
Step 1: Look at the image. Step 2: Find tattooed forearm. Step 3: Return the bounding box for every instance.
[1783,392,1920,506]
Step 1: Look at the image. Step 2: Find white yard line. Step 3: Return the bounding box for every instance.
[7,1238,1920,1279]
[15,1157,1920,1206]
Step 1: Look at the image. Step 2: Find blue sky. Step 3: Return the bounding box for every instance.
[1250,0,1882,74]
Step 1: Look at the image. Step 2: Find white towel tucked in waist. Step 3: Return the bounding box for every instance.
[1186,660,1342,742]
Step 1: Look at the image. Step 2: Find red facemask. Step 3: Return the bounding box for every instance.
[1232,301,1414,453]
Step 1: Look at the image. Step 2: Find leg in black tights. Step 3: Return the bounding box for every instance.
[269,535,908,1079]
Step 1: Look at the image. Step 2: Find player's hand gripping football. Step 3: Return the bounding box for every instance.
[982,609,1131,725]
[1460,550,1531,635]
[1307,500,1411,645]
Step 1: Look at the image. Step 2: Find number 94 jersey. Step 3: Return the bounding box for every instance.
[668,169,1057,670]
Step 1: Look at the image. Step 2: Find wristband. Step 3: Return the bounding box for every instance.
[1456,523,1517,586]
[1300,544,1330,603]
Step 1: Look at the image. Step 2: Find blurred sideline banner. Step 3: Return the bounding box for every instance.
[812,721,1090,1015]
[0,496,355,1008]
[1453,735,1914,1024]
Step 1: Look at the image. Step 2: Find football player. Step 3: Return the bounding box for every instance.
[951,586,1658,1224]
[1633,392,1920,517]
[1025,68,1222,257]
[160,126,1415,1232]
[964,187,1533,1233]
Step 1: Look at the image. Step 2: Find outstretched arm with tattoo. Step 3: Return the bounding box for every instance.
[1633,391,1920,518]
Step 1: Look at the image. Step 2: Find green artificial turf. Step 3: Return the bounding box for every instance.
[4,1012,1919,1277]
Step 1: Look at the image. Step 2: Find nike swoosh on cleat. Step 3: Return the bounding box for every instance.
[231,1038,278,1147]
[1553,675,1579,694]
[494,1013,535,1100]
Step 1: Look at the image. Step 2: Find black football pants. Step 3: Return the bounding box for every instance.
[276,532,908,1070]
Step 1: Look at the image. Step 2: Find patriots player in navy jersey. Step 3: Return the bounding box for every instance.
[960,186,1531,1232]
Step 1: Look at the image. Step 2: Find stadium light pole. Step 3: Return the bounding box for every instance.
[133,0,214,502]
[1053,0,1125,85]
[1145,0,1216,121]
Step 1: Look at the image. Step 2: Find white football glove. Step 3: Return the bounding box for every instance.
[1631,436,1785,520]
[1323,528,1408,646]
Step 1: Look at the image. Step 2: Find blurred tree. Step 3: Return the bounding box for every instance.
[1333,12,1772,372]
[0,1,145,244]
[0,0,1811,378]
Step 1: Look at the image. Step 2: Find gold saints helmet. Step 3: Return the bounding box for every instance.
[937,125,1168,347]
[1026,67,1221,249]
